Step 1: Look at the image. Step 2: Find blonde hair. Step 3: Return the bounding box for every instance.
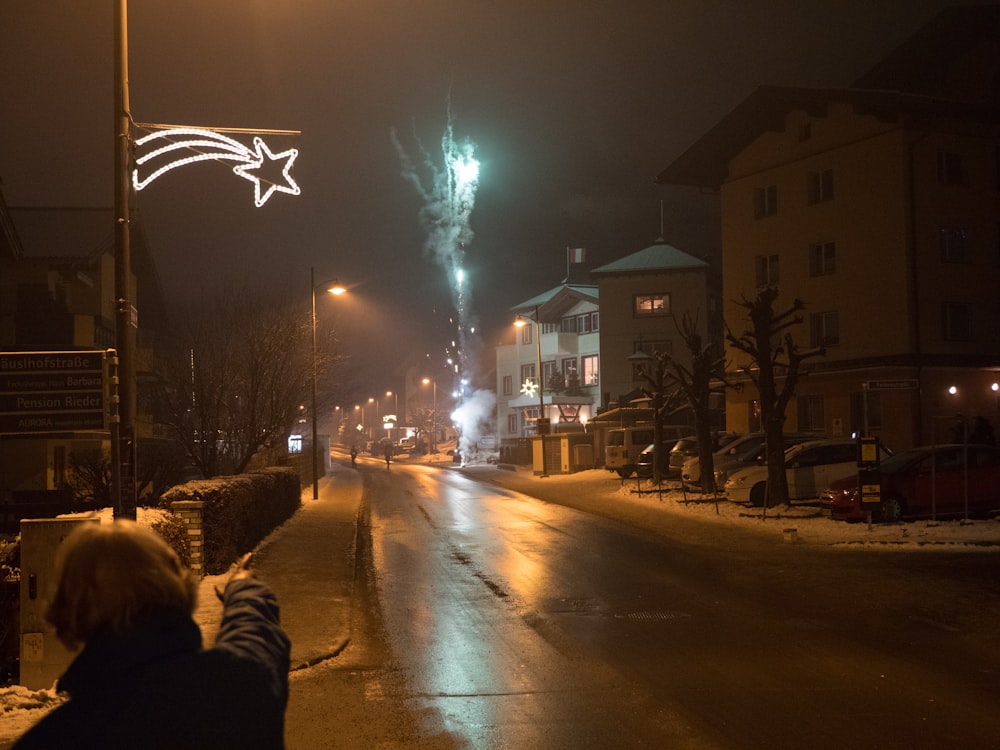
[46,520,198,649]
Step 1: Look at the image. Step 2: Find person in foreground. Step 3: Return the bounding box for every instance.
[14,521,291,750]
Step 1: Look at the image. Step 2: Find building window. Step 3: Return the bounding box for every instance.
[942,302,972,341]
[797,395,825,432]
[810,311,840,347]
[755,254,780,288]
[581,354,599,386]
[561,312,596,333]
[807,169,834,204]
[634,294,669,316]
[502,375,513,396]
[520,324,533,345]
[591,312,599,331]
[507,413,518,434]
[561,358,577,378]
[809,242,836,276]
[937,151,964,186]
[542,360,557,385]
[519,363,536,388]
[753,185,778,218]
[939,226,969,263]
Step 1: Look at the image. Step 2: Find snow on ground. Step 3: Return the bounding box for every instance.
[465,464,1000,549]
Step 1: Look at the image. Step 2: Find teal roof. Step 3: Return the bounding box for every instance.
[511,284,598,311]
[591,240,707,275]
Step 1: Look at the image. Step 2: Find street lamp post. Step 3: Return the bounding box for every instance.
[310,267,346,500]
[515,306,548,476]
[386,390,397,442]
[112,0,136,520]
[421,377,438,452]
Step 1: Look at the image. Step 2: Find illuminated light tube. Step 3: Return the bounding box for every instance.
[133,128,301,207]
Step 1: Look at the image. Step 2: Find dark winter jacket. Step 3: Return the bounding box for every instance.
[14,577,291,750]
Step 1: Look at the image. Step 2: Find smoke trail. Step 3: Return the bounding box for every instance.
[392,104,492,461]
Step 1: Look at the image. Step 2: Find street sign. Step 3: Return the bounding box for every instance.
[0,351,108,435]
[866,379,918,390]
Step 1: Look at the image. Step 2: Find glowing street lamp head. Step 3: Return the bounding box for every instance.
[327,280,347,296]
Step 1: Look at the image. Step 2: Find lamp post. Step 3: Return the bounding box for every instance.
[112,0,135,520]
[421,377,438,452]
[386,390,397,442]
[310,267,346,500]
[515,306,548,476]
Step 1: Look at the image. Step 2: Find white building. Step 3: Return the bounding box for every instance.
[496,262,601,443]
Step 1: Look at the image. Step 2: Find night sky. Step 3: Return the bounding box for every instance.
[0,0,979,391]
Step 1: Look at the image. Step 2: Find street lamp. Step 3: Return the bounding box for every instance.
[385,390,397,441]
[421,377,438,452]
[515,306,548,476]
[311,267,346,500]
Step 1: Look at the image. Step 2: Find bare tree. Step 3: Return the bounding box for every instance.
[664,312,732,493]
[153,282,345,478]
[638,352,685,485]
[725,287,825,506]
[65,447,112,505]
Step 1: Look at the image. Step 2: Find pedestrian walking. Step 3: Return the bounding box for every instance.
[384,441,393,468]
[350,444,358,468]
[13,522,290,750]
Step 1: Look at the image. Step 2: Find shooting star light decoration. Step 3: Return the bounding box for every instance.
[132,127,301,207]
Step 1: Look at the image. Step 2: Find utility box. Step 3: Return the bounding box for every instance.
[20,517,99,688]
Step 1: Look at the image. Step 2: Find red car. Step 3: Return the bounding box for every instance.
[822,444,1000,522]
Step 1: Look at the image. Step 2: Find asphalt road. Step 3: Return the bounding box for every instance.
[291,462,1000,749]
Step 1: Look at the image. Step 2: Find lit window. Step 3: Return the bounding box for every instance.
[581,354,599,385]
[634,294,669,316]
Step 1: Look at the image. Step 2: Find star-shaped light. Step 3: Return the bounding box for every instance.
[520,380,538,397]
[232,136,301,207]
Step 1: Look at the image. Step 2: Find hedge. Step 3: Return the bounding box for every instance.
[159,467,301,575]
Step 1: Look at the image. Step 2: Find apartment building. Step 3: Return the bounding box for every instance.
[497,279,600,442]
[656,6,1000,450]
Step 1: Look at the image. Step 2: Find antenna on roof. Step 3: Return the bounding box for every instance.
[656,200,665,243]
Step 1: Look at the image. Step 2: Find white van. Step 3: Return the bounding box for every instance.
[605,425,687,478]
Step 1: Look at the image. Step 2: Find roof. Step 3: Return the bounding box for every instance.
[852,5,1000,98]
[7,207,114,260]
[590,240,708,275]
[656,85,1000,189]
[657,6,1000,191]
[510,284,598,313]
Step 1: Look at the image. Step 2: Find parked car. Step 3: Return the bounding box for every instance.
[636,440,682,479]
[607,425,687,478]
[709,433,816,490]
[724,438,890,507]
[666,433,740,479]
[677,432,756,486]
[822,443,1000,522]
